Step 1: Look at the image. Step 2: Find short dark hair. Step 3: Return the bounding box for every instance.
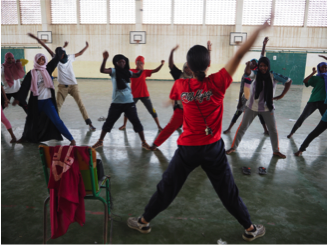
[186,45,210,81]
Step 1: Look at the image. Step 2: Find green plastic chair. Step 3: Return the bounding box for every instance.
[39,145,111,244]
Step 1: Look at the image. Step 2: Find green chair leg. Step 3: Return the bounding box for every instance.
[97,196,108,244]
[106,179,111,217]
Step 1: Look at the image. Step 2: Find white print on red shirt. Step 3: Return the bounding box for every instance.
[181,89,213,103]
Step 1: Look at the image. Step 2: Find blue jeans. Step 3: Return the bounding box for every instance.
[38,99,74,141]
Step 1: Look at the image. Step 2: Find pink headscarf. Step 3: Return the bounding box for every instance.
[30,53,54,96]
[2,52,25,87]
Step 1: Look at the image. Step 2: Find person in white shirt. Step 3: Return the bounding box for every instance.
[1,52,28,114]
[27,33,96,131]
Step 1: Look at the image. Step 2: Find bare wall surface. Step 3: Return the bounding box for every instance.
[2,24,327,81]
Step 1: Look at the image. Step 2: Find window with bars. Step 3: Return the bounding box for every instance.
[1,0,19,25]
[274,0,305,26]
[110,0,135,24]
[51,0,77,24]
[205,0,236,25]
[174,0,203,24]
[242,0,272,25]
[20,0,42,24]
[143,0,171,24]
[80,0,107,24]
[307,0,327,27]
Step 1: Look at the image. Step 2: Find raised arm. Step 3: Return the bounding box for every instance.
[63,41,68,48]
[27,33,55,57]
[75,42,89,58]
[225,16,272,77]
[151,60,165,74]
[261,37,269,57]
[244,61,252,76]
[207,40,212,66]
[169,45,179,69]
[303,67,317,84]
[318,55,327,60]
[100,51,112,75]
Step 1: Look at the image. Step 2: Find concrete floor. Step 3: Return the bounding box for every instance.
[1,79,327,244]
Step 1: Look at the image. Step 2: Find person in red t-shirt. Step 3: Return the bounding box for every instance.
[127,17,273,242]
[150,41,212,151]
[118,56,164,131]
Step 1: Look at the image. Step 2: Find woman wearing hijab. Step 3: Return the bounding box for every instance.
[149,42,211,151]
[1,52,28,113]
[287,56,327,138]
[14,50,75,145]
[226,56,292,159]
[91,51,151,150]
[224,37,271,135]
[27,33,96,131]
[118,56,165,131]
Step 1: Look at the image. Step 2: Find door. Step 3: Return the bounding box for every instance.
[266,52,306,85]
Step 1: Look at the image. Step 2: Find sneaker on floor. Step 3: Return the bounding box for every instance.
[242,224,265,242]
[127,217,151,234]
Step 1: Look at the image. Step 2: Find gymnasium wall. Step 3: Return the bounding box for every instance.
[1,24,327,82]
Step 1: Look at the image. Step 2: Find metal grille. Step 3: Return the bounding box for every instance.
[274,0,305,26]
[143,0,171,24]
[109,0,135,24]
[242,0,272,25]
[20,0,42,24]
[205,0,236,25]
[80,0,107,24]
[51,0,77,24]
[174,0,203,24]
[307,0,327,27]
[1,0,18,25]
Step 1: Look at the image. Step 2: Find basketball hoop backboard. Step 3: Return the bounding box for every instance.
[230,32,247,46]
[130,31,146,44]
[37,31,52,43]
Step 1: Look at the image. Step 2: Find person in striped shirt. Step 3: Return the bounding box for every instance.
[226,56,292,159]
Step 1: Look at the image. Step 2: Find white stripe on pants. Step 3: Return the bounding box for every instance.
[231,107,279,152]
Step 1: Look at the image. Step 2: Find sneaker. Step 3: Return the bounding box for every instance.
[127,217,151,234]
[242,224,265,242]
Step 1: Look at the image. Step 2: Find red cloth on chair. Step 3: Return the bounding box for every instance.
[48,146,89,239]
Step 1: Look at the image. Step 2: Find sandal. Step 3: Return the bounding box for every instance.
[242,167,251,175]
[258,167,267,175]
[98,116,106,121]
[142,142,151,150]
[92,140,103,149]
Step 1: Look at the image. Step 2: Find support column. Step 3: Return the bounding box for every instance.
[303,0,310,28]
[135,0,143,57]
[40,0,51,31]
[234,0,244,52]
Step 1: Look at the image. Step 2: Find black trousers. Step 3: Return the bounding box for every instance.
[125,97,158,118]
[102,103,143,133]
[290,101,326,135]
[142,139,252,229]
[1,92,28,114]
[300,120,327,152]
[231,110,265,125]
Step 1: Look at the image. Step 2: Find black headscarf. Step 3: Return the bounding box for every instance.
[255,57,273,111]
[112,54,131,90]
[55,47,68,64]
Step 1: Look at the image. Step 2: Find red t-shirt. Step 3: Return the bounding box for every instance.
[130,69,152,98]
[170,68,232,146]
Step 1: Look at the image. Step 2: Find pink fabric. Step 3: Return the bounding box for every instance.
[30,53,54,96]
[1,107,12,129]
[2,52,25,88]
[48,146,87,239]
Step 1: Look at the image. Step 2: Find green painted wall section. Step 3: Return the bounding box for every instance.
[266,52,307,85]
